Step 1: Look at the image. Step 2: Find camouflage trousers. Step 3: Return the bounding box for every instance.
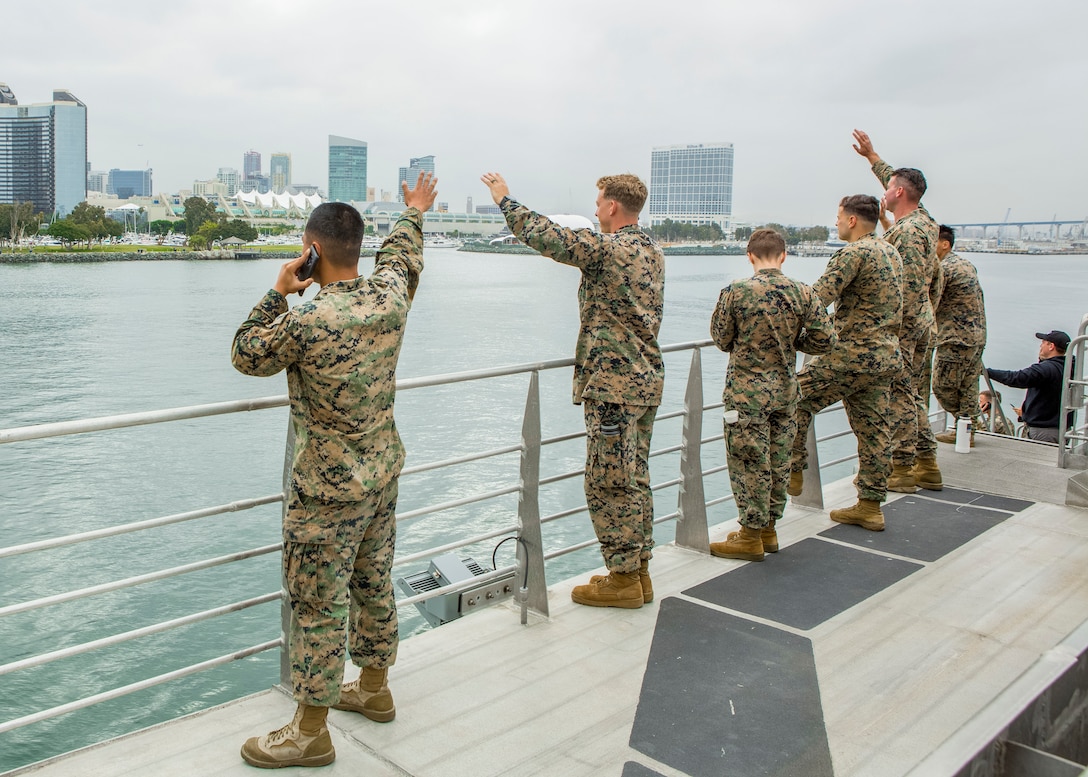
[890,332,938,466]
[726,407,797,530]
[790,362,894,503]
[283,480,399,706]
[583,401,657,575]
[933,344,984,424]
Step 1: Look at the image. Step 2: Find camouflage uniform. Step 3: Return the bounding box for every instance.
[790,234,903,502]
[500,197,664,574]
[711,268,835,529]
[872,159,943,466]
[231,209,424,706]
[932,251,986,424]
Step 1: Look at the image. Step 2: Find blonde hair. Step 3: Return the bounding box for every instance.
[597,174,648,215]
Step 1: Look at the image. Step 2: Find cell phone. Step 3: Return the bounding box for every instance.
[297,245,318,282]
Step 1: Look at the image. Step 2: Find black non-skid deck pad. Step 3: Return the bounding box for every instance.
[682,538,922,630]
[621,762,666,777]
[911,486,1033,513]
[629,597,833,777]
[820,495,1013,562]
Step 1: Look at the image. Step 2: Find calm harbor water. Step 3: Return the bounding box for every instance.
[0,248,1085,771]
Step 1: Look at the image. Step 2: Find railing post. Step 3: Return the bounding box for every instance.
[278,416,294,689]
[517,371,549,619]
[794,355,824,508]
[676,348,710,552]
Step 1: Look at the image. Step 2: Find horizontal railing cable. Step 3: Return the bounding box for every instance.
[0,494,283,560]
[0,640,282,736]
[0,545,280,618]
[0,593,281,677]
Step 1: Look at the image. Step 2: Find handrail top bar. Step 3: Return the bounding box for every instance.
[0,340,717,445]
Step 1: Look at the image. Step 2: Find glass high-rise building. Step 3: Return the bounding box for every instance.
[270,152,291,193]
[648,143,734,231]
[328,135,367,202]
[397,155,435,205]
[243,151,261,181]
[0,85,87,217]
[107,168,152,199]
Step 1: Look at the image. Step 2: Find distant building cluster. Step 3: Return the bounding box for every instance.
[0,82,736,236]
[0,83,87,218]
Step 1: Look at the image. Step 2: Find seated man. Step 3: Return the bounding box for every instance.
[986,330,1073,443]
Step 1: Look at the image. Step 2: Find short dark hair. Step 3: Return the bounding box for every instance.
[304,203,365,267]
[747,228,786,259]
[891,167,927,200]
[938,224,956,247]
[839,194,880,225]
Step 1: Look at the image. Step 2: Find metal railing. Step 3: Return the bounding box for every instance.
[0,340,859,745]
[1058,313,1088,468]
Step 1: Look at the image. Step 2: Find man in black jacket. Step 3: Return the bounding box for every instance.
[986,330,1073,443]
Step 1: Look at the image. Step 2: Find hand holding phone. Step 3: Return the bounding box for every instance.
[297,245,318,282]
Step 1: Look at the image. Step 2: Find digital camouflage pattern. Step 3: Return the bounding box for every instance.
[232,209,423,706]
[232,209,424,511]
[934,345,985,422]
[811,234,903,374]
[500,198,665,407]
[711,268,836,528]
[934,251,986,349]
[791,364,894,503]
[872,158,943,466]
[790,236,903,502]
[872,159,942,340]
[583,401,656,573]
[711,268,836,417]
[284,482,399,705]
[933,251,987,422]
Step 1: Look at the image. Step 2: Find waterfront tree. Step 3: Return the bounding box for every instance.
[46,220,90,248]
[183,197,220,236]
[218,219,259,242]
[0,201,40,247]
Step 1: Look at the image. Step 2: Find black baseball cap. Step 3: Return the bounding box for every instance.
[1036,330,1071,348]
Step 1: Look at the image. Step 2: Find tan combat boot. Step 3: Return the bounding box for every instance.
[571,570,643,609]
[886,463,918,493]
[761,519,779,553]
[241,703,335,769]
[787,470,804,497]
[590,559,653,603]
[912,452,943,491]
[709,524,765,561]
[332,666,396,722]
[829,499,885,532]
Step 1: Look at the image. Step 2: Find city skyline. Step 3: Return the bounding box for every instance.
[4,1,1088,226]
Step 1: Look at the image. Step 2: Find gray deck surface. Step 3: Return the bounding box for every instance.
[13,434,1088,777]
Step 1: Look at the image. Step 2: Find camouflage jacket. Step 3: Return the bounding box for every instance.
[501,198,664,407]
[872,159,942,341]
[231,209,424,502]
[812,233,903,375]
[935,251,986,348]
[711,268,836,417]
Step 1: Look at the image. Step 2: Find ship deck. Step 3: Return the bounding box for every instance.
[14,434,1088,777]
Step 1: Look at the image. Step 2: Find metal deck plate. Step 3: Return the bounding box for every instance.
[820,495,1013,562]
[682,538,922,630]
[629,597,833,777]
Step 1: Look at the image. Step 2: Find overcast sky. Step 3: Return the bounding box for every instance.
[6,0,1087,226]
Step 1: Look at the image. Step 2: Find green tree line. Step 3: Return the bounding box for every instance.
[734,224,830,245]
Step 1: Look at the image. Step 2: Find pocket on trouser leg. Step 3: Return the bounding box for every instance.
[587,403,636,491]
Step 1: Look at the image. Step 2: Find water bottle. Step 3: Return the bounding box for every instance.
[955,416,972,453]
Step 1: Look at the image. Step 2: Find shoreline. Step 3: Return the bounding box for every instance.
[0,249,376,264]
